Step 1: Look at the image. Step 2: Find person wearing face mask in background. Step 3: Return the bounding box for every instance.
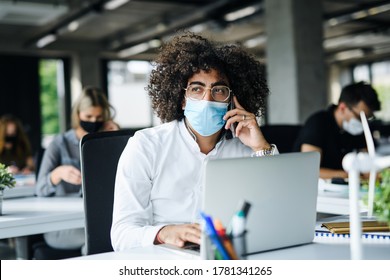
[35,86,114,256]
[0,114,35,174]
[293,81,381,180]
[111,32,278,251]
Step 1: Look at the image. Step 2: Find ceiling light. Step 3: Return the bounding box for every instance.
[224,6,257,22]
[351,11,368,20]
[148,39,161,48]
[368,3,390,15]
[67,21,80,32]
[324,33,390,50]
[118,39,161,58]
[57,11,98,35]
[118,43,149,57]
[104,0,130,10]
[244,35,266,48]
[333,49,364,61]
[36,34,57,48]
[327,18,339,27]
[326,3,390,27]
[189,23,207,33]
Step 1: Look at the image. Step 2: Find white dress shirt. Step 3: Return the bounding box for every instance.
[111,120,254,251]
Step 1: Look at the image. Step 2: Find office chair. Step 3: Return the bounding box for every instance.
[260,124,302,153]
[80,129,134,255]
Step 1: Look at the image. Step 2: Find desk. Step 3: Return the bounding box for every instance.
[3,174,36,199]
[72,240,390,260]
[248,242,390,260]
[3,185,35,199]
[316,179,369,215]
[317,191,367,215]
[72,246,200,260]
[0,196,84,239]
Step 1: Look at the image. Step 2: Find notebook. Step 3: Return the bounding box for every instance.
[201,151,320,257]
[322,221,390,234]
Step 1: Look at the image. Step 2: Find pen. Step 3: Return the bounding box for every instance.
[213,219,239,260]
[200,212,231,260]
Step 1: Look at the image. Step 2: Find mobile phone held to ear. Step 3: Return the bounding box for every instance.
[229,97,237,138]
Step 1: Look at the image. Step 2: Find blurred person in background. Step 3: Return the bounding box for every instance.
[35,86,114,255]
[0,114,34,174]
[293,82,381,179]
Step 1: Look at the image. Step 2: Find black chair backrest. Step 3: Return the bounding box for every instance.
[260,124,302,153]
[80,129,134,255]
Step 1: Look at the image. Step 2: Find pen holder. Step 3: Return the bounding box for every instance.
[232,231,247,260]
[200,233,215,260]
[201,233,238,260]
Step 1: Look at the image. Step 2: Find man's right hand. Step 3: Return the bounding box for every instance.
[156,224,201,247]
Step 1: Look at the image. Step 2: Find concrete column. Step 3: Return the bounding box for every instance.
[70,51,102,103]
[265,0,327,124]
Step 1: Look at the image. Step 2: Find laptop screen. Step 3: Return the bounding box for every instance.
[201,152,320,257]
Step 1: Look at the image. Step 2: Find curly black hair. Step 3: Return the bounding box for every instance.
[148,32,269,123]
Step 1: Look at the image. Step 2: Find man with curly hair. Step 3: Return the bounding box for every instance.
[111,32,277,251]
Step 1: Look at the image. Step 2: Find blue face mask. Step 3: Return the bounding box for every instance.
[184,99,228,136]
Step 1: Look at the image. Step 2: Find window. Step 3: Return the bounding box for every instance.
[39,59,66,148]
[107,60,160,128]
[353,64,370,83]
[372,61,390,122]
[351,61,390,122]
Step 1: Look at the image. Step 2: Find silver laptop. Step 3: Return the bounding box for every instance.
[201,151,320,257]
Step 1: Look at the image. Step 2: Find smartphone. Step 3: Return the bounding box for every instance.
[331,177,348,185]
[229,97,236,138]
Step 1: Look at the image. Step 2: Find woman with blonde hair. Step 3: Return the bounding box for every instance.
[0,114,34,174]
[35,86,114,256]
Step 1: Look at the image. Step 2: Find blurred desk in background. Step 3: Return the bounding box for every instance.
[3,174,36,199]
[0,196,84,239]
[317,179,368,215]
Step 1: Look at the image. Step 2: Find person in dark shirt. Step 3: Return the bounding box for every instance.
[293,82,381,179]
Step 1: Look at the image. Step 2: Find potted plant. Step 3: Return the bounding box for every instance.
[374,168,390,226]
[0,163,16,215]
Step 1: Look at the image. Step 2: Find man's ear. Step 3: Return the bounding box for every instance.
[182,98,186,110]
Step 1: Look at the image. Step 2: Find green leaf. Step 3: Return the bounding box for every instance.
[0,163,16,190]
[374,168,390,226]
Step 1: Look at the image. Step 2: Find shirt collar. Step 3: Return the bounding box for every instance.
[178,119,226,155]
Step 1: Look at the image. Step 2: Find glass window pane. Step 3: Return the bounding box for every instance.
[39,59,64,148]
[107,60,156,128]
[372,61,390,122]
[353,64,370,83]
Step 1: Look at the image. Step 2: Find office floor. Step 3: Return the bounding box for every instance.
[0,239,16,260]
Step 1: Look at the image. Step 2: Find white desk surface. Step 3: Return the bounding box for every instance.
[247,242,390,260]
[3,185,35,199]
[0,196,84,239]
[3,174,36,199]
[317,192,365,215]
[73,245,200,260]
[317,190,368,215]
[72,241,390,260]
[316,179,370,215]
